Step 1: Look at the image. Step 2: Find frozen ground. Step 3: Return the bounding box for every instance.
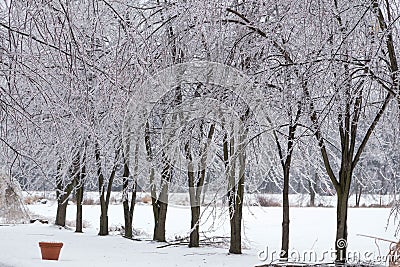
[0,198,399,266]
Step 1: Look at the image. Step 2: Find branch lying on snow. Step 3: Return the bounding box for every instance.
[122,236,147,242]
[156,236,190,248]
[156,236,230,249]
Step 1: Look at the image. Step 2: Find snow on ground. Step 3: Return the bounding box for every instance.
[0,221,254,267]
[0,198,399,267]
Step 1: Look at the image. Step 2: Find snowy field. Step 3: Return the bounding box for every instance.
[0,195,399,267]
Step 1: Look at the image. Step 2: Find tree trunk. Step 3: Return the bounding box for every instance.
[55,197,68,227]
[146,117,171,242]
[98,201,109,236]
[122,197,132,238]
[281,165,290,259]
[279,122,298,260]
[75,159,85,233]
[153,201,168,242]
[202,173,210,205]
[122,170,136,238]
[355,185,362,207]
[96,141,108,236]
[187,164,200,247]
[228,128,246,254]
[95,141,119,236]
[226,132,239,254]
[122,190,137,239]
[122,140,131,238]
[99,213,109,236]
[186,123,215,247]
[229,201,242,254]
[122,141,137,239]
[55,176,74,227]
[55,154,76,227]
[309,178,316,207]
[335,190,349,263]
[189,206,200,247]
[185,143,199,247]
[75,183,84,232]
[229,173,244,254]
[152,158,170,242]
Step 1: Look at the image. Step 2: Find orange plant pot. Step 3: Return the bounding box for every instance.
[39,242,63,260]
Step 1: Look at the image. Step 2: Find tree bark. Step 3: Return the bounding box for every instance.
[122,192,133,238]
[75,152,86,233]
[335,189,349,262]
[227,126,246,254]
[187,162,200,247]
[152,157,171,242]
[281,164,290,259]
[266,104,300,260]
[55,164,74,227]
[75,182,84,232]
[186,123,215,247]
[355,184,362,207]
[55,197,69,227]
[99,213,109,236]
[122,141,138,239]
[189,206,200,247]
[55,150,79,227]
[309,178,316,207]
[229,199,243,254]
[96,141,119,236]
[273,121,299,260]
[153,201,168,242]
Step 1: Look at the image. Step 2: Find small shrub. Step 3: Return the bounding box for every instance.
[141,194,152,204]
[317,203,334,208]
[109,196,120,205]
[82,198,96,205]
[24,195,43,205]
[256,195,281,207]
[119,225,147,237]
[65,219,91,228]
[367,203,391,208]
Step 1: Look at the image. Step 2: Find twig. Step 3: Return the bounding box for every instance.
[156,236,229,249]
[357,233,397,243]
[157,241,189,248]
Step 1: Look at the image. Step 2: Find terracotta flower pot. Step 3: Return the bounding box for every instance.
[39,242,63,260]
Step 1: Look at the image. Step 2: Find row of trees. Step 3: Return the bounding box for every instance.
[1,0,399,263]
